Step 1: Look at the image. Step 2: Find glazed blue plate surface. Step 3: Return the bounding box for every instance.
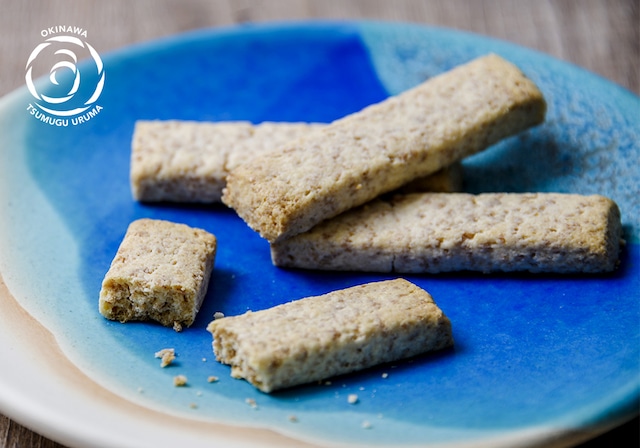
[0,21,638,448]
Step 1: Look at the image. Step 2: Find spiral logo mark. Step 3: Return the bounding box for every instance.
[25,35,105,118]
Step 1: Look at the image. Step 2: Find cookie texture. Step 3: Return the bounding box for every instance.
[130,120,461,203]
[396,162,463,194]
[99,218,217,330]
[222,54,547,242]
[130,120,322,203]
[207,278,453,392]
[271,193,623,274]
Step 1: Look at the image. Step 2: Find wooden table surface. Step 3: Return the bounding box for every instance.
[0,1,638,447]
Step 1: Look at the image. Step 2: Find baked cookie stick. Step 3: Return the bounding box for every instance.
[271,193,623,274]
[130,120,322,203]
[130,121,462,203]
[207,279,453,392]
[223,54,546,242]
[99,218,217,331]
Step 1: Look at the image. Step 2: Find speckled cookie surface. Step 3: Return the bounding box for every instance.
[131,120,463,204]
[130,120,323,203]
[207,278,453,392]
[223,54,546,242]
[99,218,217,329]
[271,192,622,273]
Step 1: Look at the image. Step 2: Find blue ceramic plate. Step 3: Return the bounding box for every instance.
[0,21,638,448]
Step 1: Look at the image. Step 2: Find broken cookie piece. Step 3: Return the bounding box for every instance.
[207,279,453,392]
[99,218,217,330]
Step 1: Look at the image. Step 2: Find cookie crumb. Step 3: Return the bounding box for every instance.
[154,348,176,367]
[347,394,359,404]
[173,375,188,387]
[173,322,183,332]
[207,376,219,383]
[213,311,225,320]
[381,372,388,378]
[245,398,258,408]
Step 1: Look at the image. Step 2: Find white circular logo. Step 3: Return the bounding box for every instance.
[25,35,105,117]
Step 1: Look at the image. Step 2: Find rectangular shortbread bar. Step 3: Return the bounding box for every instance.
[271,193,623,274]
[130,120,462,203]
[99,218,217,330]
[207,278,453,392]
[130,120,322,203]
[222,54,547,242]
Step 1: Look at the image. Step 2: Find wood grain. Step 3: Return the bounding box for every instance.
[1,1,638,447]
[1,0,638,97]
